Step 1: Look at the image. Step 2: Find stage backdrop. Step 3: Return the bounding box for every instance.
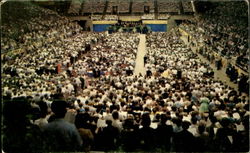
[92,21,117,32]
[92,20,168,32]
[143,20,168,32]
[146,24,167,32]
[93,24,111,32]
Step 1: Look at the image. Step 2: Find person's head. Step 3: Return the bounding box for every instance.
[209,115,217,124]
[172,106,177,112]
[37,101,48,118]
[220,118,231,128]
[123,118,134,129]
[51,100,67,118]
[172,117,182,127]
[242,115,249,129]
[4,91,12,100]
[219,103,226,110]
[191,116,198,124]
[112,111,119,120]
[106,120,112,126]
[198,123,206,134]
[141,113,151,127]
[3,97,31,128]
[160,113,168,124]
[75,112,90,128]
[182,121,191,130]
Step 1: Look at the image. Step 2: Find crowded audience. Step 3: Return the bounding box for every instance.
[107,0,130,14]
[82,0,105,14]
[141,13,155,20]
[2,1,249,153]
[2,4,81,53]
[178,2,249,95]
[182,1,193,12]
[179,2,248,72]
[68,0,82,15]
[91,15,102,21]
[158,0,179,13]
[158,14,171,20]
[104,15,119,21]
[132,0,149,13]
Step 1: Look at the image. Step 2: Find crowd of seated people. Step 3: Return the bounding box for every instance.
[157,1,179,13]
[2,5,104,100]
[1,4,58,52]
[2,2,249,153]
[82,0,105,14]
[2,31,105,99]
[179,2,248,72]
[91,0,106,13]
[2,6,140,153]
[158,14,171,20]
[144,0,155,13]
[68,0,82,15]
[104,15,119,21]
[81,0,93,14]
[67,0,193,15]
[141,13,155,20]
[3,19,249,153]
[107,21,150,34]
[2,6,81,54]
[106,0,129,14]
[157,1,192,14]
[72,32,139,82]
[132,1,147,13]
[178,2,248,95]
[132,0,154,13]
[91,15,103,21]
[117,1,130,13]
[182,1,193,12]
[131,0,154,13]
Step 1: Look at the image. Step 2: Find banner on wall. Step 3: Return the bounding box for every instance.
[146,24,167,32]
[92,21,118,32]
[142,20,168,32]
[93,24,111,32]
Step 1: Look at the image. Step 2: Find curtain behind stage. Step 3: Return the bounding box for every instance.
[145,24,167,32]
[93,24,111,32]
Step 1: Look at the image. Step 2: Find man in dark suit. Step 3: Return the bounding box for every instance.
[173,121,195,152]
[43,100,82,152]
[99,120,120,151]
[144,56,148,66]
[156,113,173,151]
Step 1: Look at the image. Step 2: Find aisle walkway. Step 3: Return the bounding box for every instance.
[134,34,146,76]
